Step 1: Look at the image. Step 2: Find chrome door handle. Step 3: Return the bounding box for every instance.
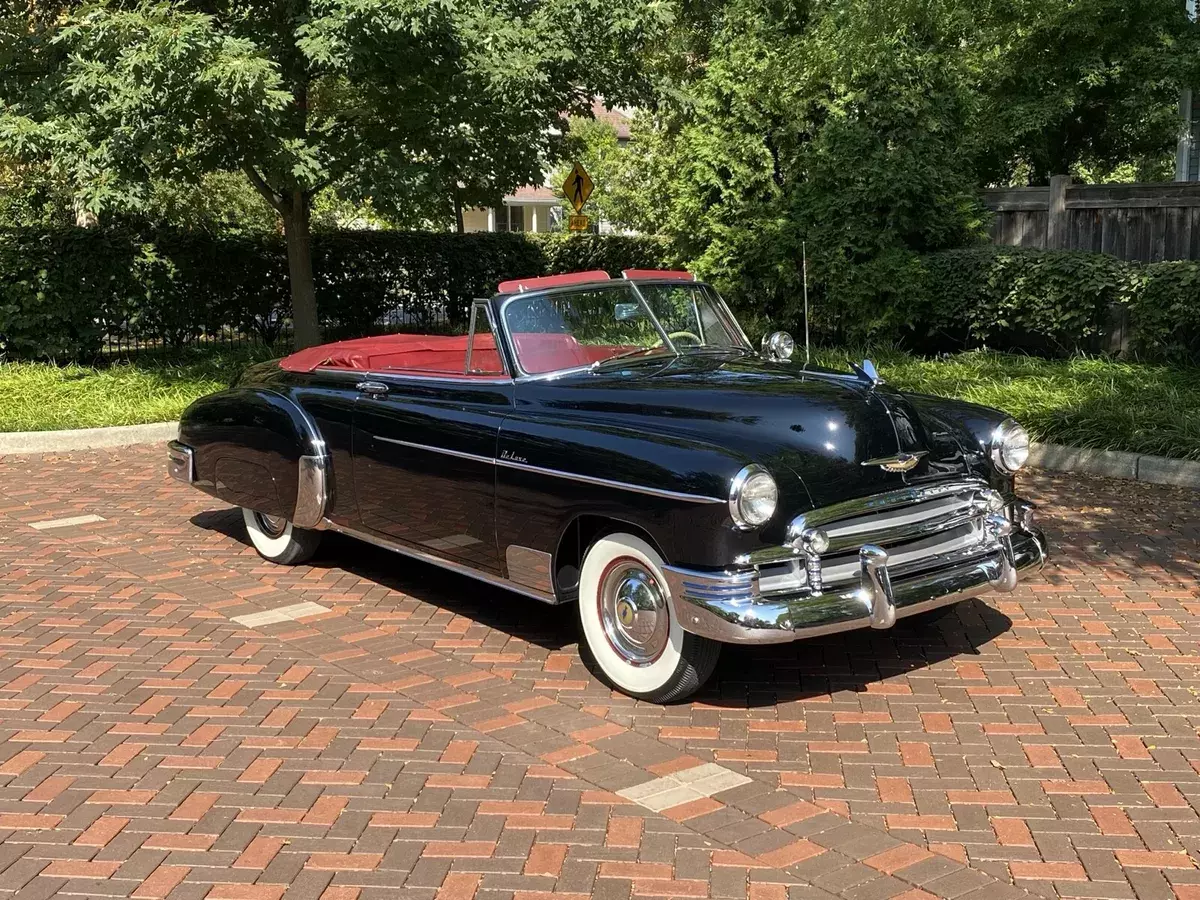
[356,381,389,396]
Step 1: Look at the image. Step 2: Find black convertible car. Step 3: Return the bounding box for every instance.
[169,269,1046,701]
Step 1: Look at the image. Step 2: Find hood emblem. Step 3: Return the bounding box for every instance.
[862,451,927,473]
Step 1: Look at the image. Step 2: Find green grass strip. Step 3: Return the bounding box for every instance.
[3,346,1198,461]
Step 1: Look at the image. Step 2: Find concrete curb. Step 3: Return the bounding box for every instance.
[0,421,178,455]
[1029,442,1200,488]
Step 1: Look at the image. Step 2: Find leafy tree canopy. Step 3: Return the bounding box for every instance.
[613,0,1200,341]
[0,0,672,346]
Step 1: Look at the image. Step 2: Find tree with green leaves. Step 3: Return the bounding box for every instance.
[0,0,671,347]
[970,0,1200,186]
[624,0,984,340]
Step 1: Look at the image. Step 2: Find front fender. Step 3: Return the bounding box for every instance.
[903,392,1012,490]
[177,388,328,526]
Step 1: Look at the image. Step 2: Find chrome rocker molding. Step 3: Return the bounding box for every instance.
[324,521,559,605]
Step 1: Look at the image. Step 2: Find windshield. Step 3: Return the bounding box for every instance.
[501,281,749,375]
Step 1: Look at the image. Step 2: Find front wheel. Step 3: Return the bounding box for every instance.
[241,508,322,565]
[577,533,720,703]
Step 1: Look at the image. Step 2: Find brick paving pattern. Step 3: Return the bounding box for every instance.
[0,445,1197,900]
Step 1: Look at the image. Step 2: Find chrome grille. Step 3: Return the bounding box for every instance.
[755,480,1006,595]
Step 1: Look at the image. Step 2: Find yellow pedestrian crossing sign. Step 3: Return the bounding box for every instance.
[563,162,594,214]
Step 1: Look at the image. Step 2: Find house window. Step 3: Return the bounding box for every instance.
[507,205,525,232]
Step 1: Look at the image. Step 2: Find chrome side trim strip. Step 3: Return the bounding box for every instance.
[495,457,723,504]
[375,435,493,465]
[372,435,723,504]
[325,521,559,605]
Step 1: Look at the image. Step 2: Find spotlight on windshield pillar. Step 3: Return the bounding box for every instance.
[762,331,795,361]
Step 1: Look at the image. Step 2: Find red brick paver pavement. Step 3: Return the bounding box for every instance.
[1,446,1198,900]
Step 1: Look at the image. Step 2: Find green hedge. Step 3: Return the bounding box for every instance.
[0,228,673,361]
[905,247,1200,361]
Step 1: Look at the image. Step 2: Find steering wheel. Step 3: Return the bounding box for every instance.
[668,330,702,346]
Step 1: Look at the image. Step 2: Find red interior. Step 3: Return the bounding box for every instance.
[279,333,504,375]
[278,331,634,376]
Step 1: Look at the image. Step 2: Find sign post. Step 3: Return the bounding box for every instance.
[562,162,594,232]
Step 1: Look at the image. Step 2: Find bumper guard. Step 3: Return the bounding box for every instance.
[663,525,1046,645]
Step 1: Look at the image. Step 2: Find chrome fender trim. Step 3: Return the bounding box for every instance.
[293,454,328,529]
[167,440,195,484]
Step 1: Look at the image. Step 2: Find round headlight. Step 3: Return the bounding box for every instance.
[990,419,1031,474]
[762,331,795,362]
[729,464,778,529]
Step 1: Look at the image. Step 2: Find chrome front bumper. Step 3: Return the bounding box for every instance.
[663,526,1046,645]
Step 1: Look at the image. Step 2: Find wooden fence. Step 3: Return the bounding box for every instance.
[981,175,1200,262]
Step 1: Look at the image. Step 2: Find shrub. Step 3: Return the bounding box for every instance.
[1126,260,1200,362]
[916,247,1128,355]
[0,227,672,360]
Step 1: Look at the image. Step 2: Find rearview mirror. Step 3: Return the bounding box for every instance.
[614,302,641,321]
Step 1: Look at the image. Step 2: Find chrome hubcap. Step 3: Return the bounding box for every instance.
[599,559,669,666]
[256,513,288,538]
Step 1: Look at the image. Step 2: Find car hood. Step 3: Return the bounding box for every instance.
[521,354,979,508]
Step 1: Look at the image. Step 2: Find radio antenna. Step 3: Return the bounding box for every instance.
[802,241,811,364]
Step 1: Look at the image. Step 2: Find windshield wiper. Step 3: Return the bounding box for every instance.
[590,347,672,371]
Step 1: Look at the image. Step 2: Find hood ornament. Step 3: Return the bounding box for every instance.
[861,451,927,473]
[849,359,885,386]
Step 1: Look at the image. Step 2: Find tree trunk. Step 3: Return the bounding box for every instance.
[281,191,322,350]
[454,188,465,233]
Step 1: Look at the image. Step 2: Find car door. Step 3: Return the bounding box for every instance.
[350,305,512,574]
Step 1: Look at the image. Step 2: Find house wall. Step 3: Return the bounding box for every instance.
[461,208,491,233]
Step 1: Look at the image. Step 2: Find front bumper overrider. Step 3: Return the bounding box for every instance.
[663,522,1047,646]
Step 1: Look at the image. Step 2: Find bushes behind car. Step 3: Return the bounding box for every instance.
[4,226,1199,363]
[723,245,1199,363]
[0,228,674,361]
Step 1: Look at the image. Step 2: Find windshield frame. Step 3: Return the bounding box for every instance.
[496,278,753,381]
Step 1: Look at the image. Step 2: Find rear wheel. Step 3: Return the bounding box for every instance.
[577,533,720,703]
[241,507,322,565]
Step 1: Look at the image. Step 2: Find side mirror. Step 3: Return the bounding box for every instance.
[761,331,795,361]
[614,302,641,321]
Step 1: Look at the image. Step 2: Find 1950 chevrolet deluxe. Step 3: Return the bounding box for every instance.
[169,268,1046,701]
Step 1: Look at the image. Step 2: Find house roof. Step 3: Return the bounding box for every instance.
[505,185,559,203]
[591,100,632,141]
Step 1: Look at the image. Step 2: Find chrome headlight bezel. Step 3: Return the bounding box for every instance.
[761,331,795,362]
[729,464,778,530]
[990,419,1031,474]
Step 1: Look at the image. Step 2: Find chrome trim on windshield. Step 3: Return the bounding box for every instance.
[495,279,752,380]
[373,435,724,504]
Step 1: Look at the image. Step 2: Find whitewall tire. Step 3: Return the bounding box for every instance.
[241,508,322,565]
[577,533,720,703]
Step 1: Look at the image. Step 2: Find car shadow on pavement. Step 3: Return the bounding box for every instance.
[698,598,1014,706]
[191,510,580,652]
[193,508,1014,699]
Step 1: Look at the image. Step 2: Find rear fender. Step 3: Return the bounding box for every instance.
[177,388,328,527]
